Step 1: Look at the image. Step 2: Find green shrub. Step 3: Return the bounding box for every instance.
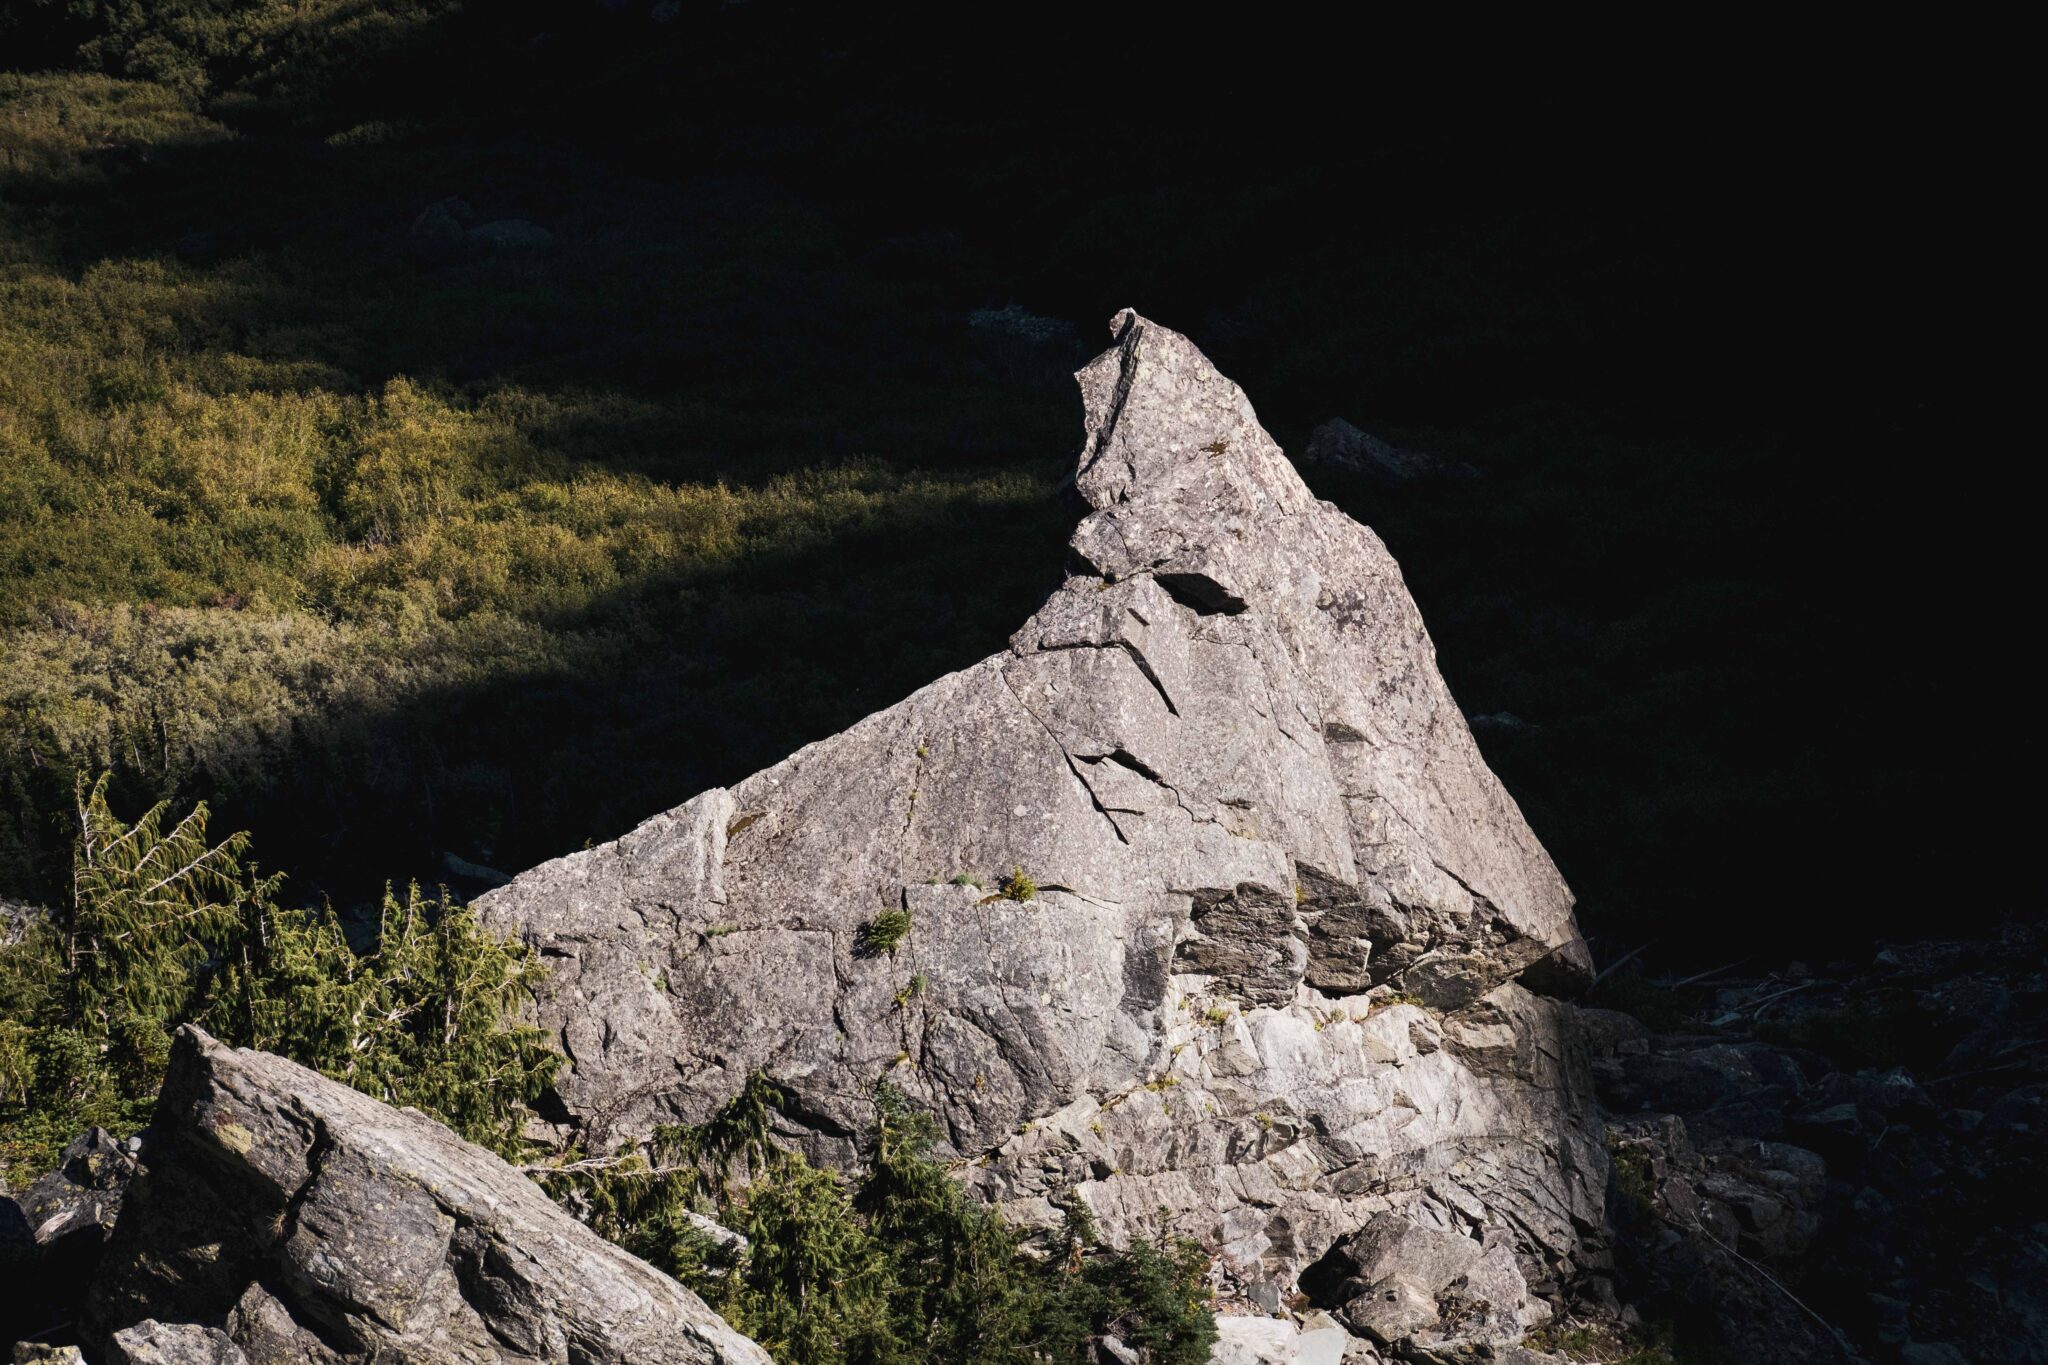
[1000,867,1038,902]
[202,883,558,1155]
[0,777,555,1182]
[540,1080,1216,1365]
[858,909,912,957]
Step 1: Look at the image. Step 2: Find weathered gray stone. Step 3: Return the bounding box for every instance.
[109,1320,247,1365]
[10,1127,137,1250]
[12,1345,85,1363]
[480,311,1599,1314]
[1210,1315,1298,1364]
[1297,419,1478,485]
[2,1127,143,1344]
[0,895,42,949]
[83,1027,768,1364]
[1314,1212,1545,1352]
[221,1284,340,1365]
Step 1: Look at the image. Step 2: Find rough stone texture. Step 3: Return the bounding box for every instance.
[0,895,42,949]
[1584,923,2048,1364]
[79,1027,769,1365]
[479,311,1602,1344]
[107,1320,247,1365]
[2,1128,143,1346]
[1305,1211,1548,1352]
[1297,419,1477,486]
[7,1127,138,1250]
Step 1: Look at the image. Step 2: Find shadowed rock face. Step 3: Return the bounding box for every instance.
[479,311,1602,1311]
[80,1027,769,1365]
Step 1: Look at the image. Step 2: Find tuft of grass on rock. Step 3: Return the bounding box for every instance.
[857,908,912,957]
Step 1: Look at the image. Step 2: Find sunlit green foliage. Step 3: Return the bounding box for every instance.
[203,882,558,1155]
[9,0,463,108]
[0,43,1073,909]
[0,779,555,1183]
[857,908,912,957]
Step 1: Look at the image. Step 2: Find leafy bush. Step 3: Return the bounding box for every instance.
[540,1082,1216,1365]
[0,57,1074,914]
[0,777,555,1181]
[858,908,913,957]
[202,883,558,1155]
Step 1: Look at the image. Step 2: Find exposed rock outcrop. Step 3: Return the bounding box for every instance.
[479,311,1604,1351]
[2,1129,143,1346]
[1298,419,1477,486]
[1587,921,2048,1364]
[1,895,43,949]
[75,1027,769,1365]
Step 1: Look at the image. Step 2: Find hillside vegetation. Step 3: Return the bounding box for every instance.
[0,1,1898,972]
[0,10,1076,910]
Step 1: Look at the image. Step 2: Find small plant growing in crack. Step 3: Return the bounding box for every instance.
[949,873,983,890]
[858,909,912,957]
[892,974,928,1009]
[1000,866,1038,901]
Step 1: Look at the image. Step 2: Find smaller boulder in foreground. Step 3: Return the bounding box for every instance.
[79,1026,769,1365]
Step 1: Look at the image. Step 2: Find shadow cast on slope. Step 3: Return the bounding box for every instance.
[0,4,1964,966]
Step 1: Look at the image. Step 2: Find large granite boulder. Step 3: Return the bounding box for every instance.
[479,311,1603,1335]
[78,1027,769,1365]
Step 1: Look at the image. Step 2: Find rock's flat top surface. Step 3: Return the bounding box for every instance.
[82,1027,769,1365]
[480,311,1601,1327]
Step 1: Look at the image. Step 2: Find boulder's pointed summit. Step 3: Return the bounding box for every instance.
[478,312,1601,1336]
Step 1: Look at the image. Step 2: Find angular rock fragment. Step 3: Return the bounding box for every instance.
[2,1128,143,1346]
[80,1027,769,1365]
[479,311,1603,1344]
[1298,418,1479,485]
[107,1320,246,1365]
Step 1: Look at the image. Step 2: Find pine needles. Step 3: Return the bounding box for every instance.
[0,775,556,1180]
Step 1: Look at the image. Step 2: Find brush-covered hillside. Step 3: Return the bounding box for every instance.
[0,1,1959,970]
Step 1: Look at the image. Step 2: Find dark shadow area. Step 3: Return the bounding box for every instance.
[0,3,1990,969]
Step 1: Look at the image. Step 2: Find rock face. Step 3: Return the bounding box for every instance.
[1589,922,2048,1364]
[1,894,43,948]
[2,1128,144,1346]
[479,311,1603,1342]
[78,1027,769,1365]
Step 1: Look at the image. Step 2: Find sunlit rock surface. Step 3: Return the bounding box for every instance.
[80,1028,769,1365]
[480,311,1604,1345]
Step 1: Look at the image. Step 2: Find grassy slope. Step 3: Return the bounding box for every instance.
[0,4,1927,967]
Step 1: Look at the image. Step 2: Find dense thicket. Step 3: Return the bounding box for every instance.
[0,43,1073,923]
[545,1079,1216,1365]
[0,777,556,1181]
